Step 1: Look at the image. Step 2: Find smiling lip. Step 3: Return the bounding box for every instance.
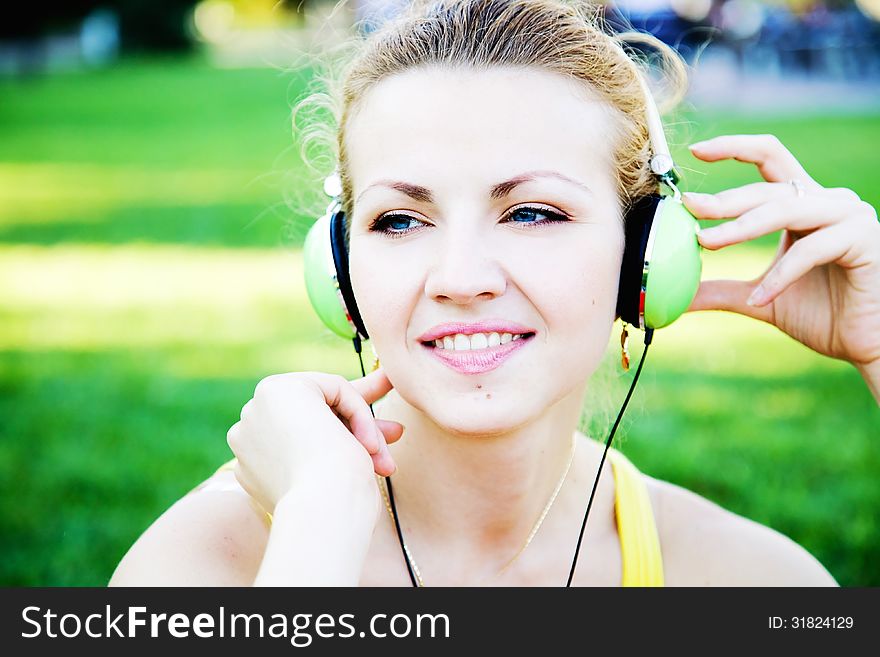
[421,334,534,374]
[417,320,536,343]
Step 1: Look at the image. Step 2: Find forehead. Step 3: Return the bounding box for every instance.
[344,66,620,200]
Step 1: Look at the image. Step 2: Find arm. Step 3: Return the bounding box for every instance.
[108,479,270,587]
[703,517,839,586]
[109,469,380,587]
[652,477,838,587]
[253,469,380,587]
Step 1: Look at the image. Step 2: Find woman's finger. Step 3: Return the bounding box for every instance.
[370,445,397,476]
[682,181,848,222]
[689,134,819,187]
[686,277,774,324]
[336,415,404,444]
[686,229,793,320]
[365,419,404,476]
[348,366,395,405]
[308,368,399,476]
[294,372,387,457]
[695,196,855,253]
[376,418,406,445]
[746,220,857,307]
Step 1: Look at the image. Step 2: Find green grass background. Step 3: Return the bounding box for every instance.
[1,56,877,586]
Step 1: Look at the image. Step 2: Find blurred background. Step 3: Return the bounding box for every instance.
[1,0,878,587]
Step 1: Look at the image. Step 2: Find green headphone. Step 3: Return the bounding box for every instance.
[302,77,703,344]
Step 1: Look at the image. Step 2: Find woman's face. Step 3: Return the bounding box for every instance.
[346,66,625,435]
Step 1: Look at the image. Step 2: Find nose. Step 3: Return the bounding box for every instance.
[424,225,507,305]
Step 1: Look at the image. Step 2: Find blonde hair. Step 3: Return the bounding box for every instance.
[291,0,688,436]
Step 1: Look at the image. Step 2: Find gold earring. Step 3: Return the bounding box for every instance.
[620,322,630,372]
[370,343,381,372]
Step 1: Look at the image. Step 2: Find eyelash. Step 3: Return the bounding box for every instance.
[368,205,570,239]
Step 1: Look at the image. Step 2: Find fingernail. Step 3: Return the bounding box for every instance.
[746,285,765,306]
[697,224,721,238]
[689,140,709,150]
[683,191,713,202]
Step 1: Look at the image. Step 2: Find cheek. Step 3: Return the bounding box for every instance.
[348,242,413,342]
[520,229,622,379]
[521,228,623,324]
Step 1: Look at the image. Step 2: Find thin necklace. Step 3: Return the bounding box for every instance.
[376,432,578,587]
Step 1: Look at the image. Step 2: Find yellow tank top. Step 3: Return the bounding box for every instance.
[209,446,664,586]
[606,447,665,586]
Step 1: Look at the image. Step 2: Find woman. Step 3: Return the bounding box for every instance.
[109,0,879,587]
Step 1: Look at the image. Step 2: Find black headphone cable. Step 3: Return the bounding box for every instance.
[355,326,654,587]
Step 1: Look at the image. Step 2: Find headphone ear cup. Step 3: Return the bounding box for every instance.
[303,207,370,341]
[617,195,658,327]
[617,194,703,330]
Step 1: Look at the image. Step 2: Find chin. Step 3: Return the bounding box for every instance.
[419,394,541,438]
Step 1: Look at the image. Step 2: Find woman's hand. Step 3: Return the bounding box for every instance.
[226,367,404,515]
[682,134,880,383]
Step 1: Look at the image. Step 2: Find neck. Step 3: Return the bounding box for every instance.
[373,384,617,584]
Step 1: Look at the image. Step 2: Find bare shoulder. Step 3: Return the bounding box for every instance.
[642,475,838,587]
[108,470,269,587]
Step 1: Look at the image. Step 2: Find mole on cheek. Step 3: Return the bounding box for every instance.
[486,393,491,399]
[476,384,482,389]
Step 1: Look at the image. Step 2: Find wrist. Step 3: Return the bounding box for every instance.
[281,462,379,511]
[854,358,880,405]
[255,468,380,587]
[289,453,380,498]
[286,462,382,531]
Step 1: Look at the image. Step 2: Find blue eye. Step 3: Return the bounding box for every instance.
[369,205,569,239]
[504,206,569,227]
[369,214,426,239]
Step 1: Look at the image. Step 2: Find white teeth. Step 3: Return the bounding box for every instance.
[433,331,527,351]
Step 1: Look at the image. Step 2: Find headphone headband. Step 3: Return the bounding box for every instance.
[608,38,680,187]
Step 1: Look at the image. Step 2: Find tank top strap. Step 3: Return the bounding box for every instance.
[607,447,665,587]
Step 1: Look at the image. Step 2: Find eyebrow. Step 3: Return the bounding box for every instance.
[355,170,592,205]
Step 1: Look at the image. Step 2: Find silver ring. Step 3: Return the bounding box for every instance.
[789,179,805,198]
